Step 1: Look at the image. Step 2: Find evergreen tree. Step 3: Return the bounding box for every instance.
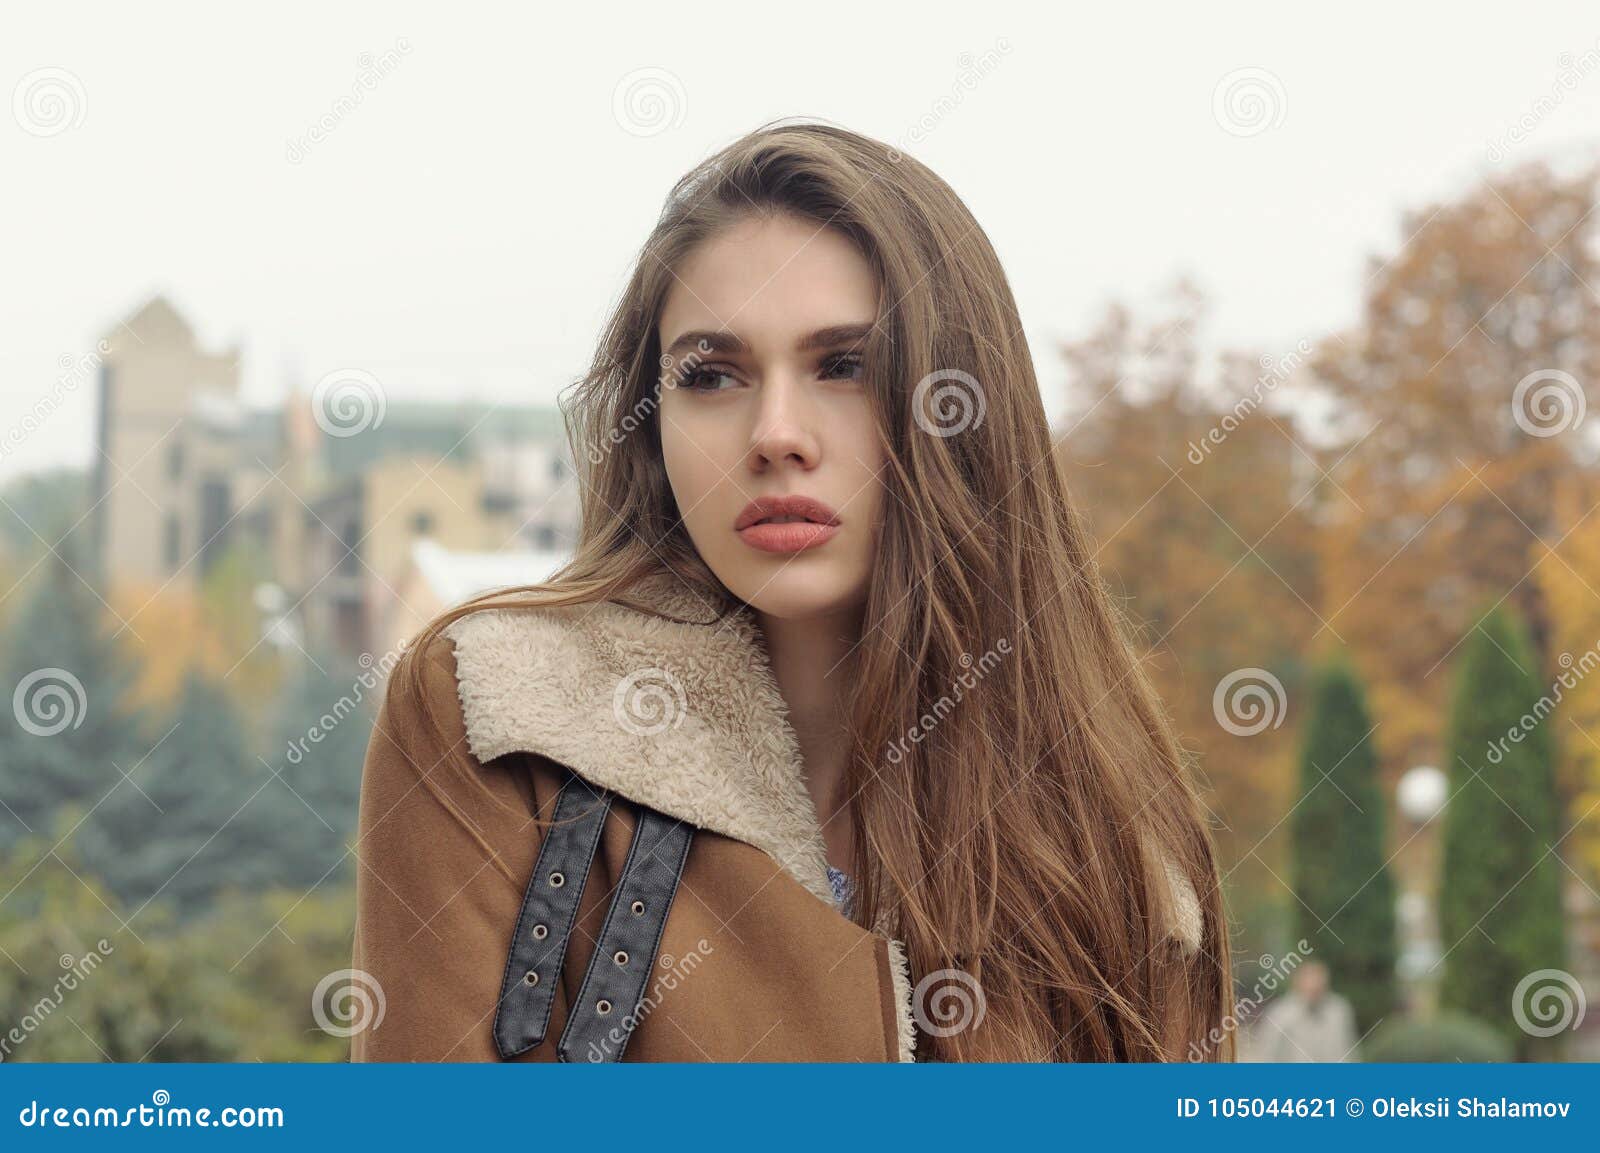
[256,656,376,890]
[0,551,149,859]
[1439,606,1566,1060]
[86,658,370,921]
[79,670,270,919]
[1289,657,1397,1037]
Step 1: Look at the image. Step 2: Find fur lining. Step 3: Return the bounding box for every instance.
[1160,850,1205,956]
[444,574,833,905]
[441,571,1203,954]
[885,937,918,1062]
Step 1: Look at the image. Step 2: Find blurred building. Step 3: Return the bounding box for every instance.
[92,296,252,585]
[92,294,580,660]
[383,538,568,656]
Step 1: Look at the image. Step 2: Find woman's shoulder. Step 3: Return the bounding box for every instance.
[364,621,544,857]
[371,592,683,838]
[382,597,614,770]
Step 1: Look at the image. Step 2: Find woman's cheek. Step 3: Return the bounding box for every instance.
[668,447,733,553]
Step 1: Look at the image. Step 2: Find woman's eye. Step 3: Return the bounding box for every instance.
[821,355,864,381]
[680,367,738,392]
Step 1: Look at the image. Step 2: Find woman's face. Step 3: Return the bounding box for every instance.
[656,211,886,621]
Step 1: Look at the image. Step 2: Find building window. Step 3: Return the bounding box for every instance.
[339,520,361,574]
[164,514,181,571]
[198,478,231,576]
[550,456,566,481]
[410,509,435,536]
[168,441,184,480]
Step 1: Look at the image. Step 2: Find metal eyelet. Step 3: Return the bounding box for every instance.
[531,924,548,940]
[523,969,539,986]
[596,999,613,1015]
[613,950,629,966]
[549,871,565,888]
[630,900,645,915]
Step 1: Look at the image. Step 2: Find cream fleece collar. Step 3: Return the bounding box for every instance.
[443,573,837,904]
[440,572,1202,958]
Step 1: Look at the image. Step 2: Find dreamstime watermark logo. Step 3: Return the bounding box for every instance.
[1511,368,1586,438]
[0,939,114,1062]
[17,1091,284,1129]
[312,968,385,1038]
[912,967,986,1037]
[913,368,986,437]
[1212,667,1286,736]
[2,339,110,460]
[1187,939,1312,1061]
[311,368,386,438]
[582,938,715,1061]
[1486,40,1600,163]
[13,668,87,737]
[612,67,686,137]
[1187,339,1313,464]
[13,67,87,137]
[1485,637,1600,765]
[585,337,714,465]
[657,338,716,395]
[283,646,405,765]
[886,39,1012,162]
[1511,968,1586,1038]
[1212,67,1286,138]
[612,667,687,736]
[885,638,1011,764]
[286,38,412,164]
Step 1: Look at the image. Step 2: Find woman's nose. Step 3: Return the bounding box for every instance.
[747,372,820,470]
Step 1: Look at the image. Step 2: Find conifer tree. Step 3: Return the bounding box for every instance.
[1290,657,1396,1037]
[1439,606,1567,1060]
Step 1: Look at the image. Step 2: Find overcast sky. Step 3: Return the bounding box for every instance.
[5,2,1599,483]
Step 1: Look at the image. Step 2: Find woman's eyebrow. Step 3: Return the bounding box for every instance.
[796,322,874,352]
[663,329,745,360]
[661,322,874,361]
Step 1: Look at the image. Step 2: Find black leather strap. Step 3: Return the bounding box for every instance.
[557,807,695,1062]
[492,771,612,1058]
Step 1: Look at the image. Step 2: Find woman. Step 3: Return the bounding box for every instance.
[351,120,1233,1063]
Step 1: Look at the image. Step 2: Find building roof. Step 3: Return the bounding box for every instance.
[114,293,195,346]
[318,402,569,477]
[409,538,569,608]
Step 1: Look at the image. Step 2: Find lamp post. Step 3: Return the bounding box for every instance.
[254,581,302,653]
[1396,764,1447,1016]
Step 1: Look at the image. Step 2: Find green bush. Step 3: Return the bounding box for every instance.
[0,825,356,1062]
[1362,1012,1513,1062]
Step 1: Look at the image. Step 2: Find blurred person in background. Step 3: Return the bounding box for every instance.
[1245,960,1358,1062]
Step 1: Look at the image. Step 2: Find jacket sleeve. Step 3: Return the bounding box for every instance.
[349,634,542,1062]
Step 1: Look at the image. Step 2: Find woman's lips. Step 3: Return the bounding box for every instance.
[732,493,841,552]
[736,520,841,553]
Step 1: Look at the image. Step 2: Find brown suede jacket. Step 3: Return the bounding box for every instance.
[350,575,1204,1062]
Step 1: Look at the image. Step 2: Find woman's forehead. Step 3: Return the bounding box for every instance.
[659,216,878,353]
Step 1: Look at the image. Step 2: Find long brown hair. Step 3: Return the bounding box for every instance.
[397,118,1233,1061]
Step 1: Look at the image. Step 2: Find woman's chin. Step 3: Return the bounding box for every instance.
[724,564,869,623]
